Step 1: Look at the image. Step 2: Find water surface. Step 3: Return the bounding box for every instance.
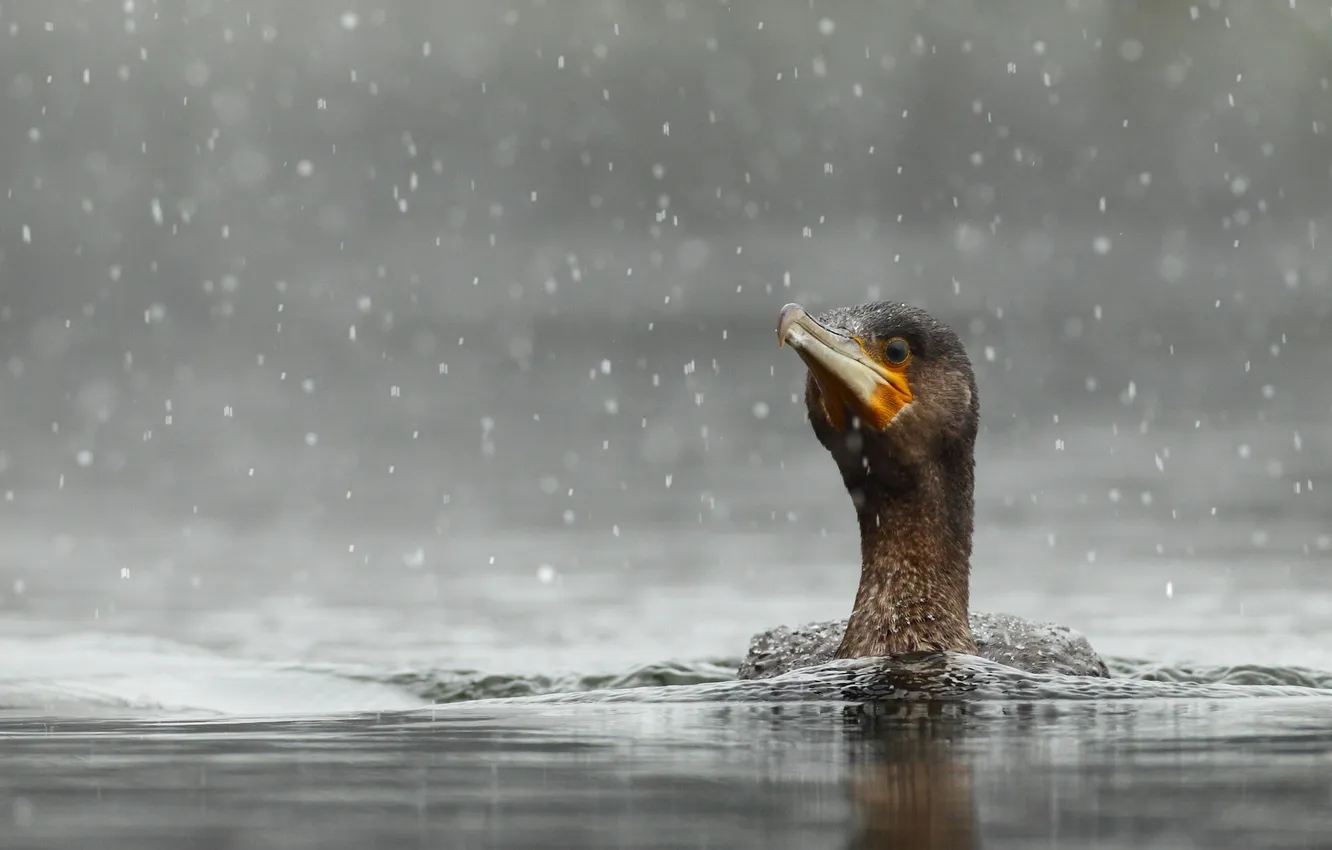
[5,699,1332,849]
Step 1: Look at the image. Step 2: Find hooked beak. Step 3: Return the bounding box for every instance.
[778,303,911,430]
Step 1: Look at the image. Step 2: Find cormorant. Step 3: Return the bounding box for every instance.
[738,302,1109,680]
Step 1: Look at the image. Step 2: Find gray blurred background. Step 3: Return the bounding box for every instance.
[1,0,1330,673]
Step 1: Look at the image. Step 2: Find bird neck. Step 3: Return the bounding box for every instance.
[836,464,977,659]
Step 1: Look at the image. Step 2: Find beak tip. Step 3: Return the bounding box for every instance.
[777,302,806,349]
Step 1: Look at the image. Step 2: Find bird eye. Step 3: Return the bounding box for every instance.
[884,338,910,364]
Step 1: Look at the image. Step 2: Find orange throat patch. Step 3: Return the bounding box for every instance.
[808,364,913,431]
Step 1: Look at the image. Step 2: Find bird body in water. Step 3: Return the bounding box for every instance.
[738,301,1109,681]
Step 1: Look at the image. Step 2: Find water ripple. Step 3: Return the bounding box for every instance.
[399,654,1332,707]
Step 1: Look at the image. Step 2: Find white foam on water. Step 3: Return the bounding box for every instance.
[0,633,426,717]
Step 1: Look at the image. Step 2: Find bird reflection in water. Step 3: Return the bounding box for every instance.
[843,702,976,850]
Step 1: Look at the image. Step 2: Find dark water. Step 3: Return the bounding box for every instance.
[4,700,1332,849]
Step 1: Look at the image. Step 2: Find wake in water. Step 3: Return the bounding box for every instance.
[6,633,1332,717]
[409,653,1332,708]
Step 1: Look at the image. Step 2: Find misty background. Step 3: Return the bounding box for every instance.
[0,0,1330,675]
